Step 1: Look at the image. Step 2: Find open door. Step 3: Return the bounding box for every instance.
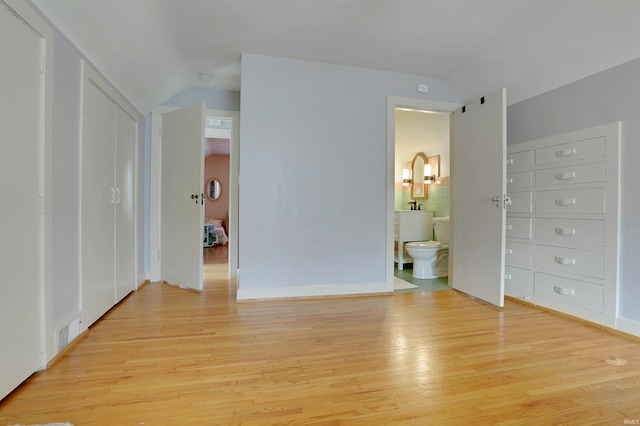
[160,102,205,290]
[450,89,507,306]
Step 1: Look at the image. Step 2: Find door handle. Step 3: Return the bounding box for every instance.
[491,195,511,209]
[191,193,199,204]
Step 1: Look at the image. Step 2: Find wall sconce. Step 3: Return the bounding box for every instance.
[402,168,412,186]
[424,164,435,184]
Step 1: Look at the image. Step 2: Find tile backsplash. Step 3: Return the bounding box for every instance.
[396,177,449,218]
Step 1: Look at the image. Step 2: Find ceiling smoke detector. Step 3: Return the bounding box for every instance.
[198,72,213,82]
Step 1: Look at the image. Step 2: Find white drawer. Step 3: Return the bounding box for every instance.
[536,188,605,214]
[506,217,531,240]
[507,171,532,189]
[535,218,605,246]
[535,245,604,279]
[507,191,532,214]
[505,240,532,266]
[535,162,605,187]
[535,137,605,166]
[507,150,533,172]
[505,266,532,292]
[534,272,603,312]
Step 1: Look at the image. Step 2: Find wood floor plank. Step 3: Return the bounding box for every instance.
[1,258,640,425]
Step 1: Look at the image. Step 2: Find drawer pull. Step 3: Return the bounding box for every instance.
[555,227,576,236]
[554,256,576,265]
[554,285,575,296]
[507,158,514,165]
[507,177,514,184]
[555,198,576,206]
[505,249,513,255]
[555,148,576,157]
[506,224,513,230]
[555,172,576,180]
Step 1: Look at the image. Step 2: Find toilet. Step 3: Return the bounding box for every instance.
[405,217,449,279]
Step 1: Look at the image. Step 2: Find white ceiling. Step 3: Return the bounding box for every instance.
[32,0,640,115]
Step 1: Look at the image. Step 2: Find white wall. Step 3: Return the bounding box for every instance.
[237,54,460,299]
[508,57,640,332]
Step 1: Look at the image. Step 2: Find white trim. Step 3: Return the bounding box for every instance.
[616,316,640,338]
[386,96,460,294]
[237,282,390,301]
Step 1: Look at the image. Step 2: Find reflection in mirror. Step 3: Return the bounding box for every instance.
[206,178,222,201]
[411,153,428,200]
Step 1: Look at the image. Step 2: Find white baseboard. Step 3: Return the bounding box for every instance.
[137,272,148,287]
[237,281,391,301]
[616,316,640,338]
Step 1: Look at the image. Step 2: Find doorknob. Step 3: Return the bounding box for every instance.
[191,193,199,204]
[491,195,511,209]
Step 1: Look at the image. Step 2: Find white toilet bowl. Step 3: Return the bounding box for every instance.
[405,241,442,279]
[405,216,450,279]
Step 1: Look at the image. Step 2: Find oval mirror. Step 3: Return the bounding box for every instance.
[411,153,428,200]
[206,178,222,201]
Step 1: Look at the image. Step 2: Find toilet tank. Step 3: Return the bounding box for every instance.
[433,216,450,244]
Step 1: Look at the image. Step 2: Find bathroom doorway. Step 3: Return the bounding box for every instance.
[387,97,459,294]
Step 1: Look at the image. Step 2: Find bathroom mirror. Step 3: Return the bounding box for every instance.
[411,153,428,200]
[206,178,222,201]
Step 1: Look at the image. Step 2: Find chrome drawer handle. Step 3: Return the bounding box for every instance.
[506,224,513,230]
[554,285,575,296]
[555,148,576,157]
[555,198,576,206]
[555,172,575,180]
[555,227,576,236]
[504,274,512,280]
[507,158,514,165]
[507,177,514,184]
[554,256,576,265]
[505,249,513,255]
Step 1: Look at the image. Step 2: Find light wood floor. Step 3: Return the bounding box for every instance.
[1,260,640,425]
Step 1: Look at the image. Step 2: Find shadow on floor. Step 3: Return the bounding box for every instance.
[394,265,451,293]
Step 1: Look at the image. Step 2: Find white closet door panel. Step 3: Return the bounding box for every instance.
[82,81,117,325]
[0,3,44,399]
[115,106,136,302]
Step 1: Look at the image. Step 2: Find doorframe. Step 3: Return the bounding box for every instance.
[386,96,460,288]
[150,107,239,281]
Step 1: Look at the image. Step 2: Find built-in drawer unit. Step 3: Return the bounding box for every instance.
[507,150,533,172]
[507,191,533,214]
[505,240,532,267]
[535,218,605,246]
[535,162,605,187]
[505,122,619,329]
[505,266,532,292]
[506,217,532,240]
[535,137,605,166]
[507,171,533,189]
[534,245,604,279]
[535,188,605,215]
[534,273,604,313]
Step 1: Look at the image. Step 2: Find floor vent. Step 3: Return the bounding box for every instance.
[57,325,69,351]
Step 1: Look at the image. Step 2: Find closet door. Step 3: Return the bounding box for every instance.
[82,80,117,325]
[115,106,136,302]
[0,0,46,399]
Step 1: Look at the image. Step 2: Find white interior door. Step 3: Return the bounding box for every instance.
[81,79,117,324]
[161,103,205,290]
[115,105,136,302]
[450,89,507,307]
[0,1,45,398]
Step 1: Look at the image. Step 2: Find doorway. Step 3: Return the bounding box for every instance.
[150,106,240,286]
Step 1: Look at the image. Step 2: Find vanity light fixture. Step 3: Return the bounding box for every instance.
[402,168,412,186]
[424,164,435,184]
